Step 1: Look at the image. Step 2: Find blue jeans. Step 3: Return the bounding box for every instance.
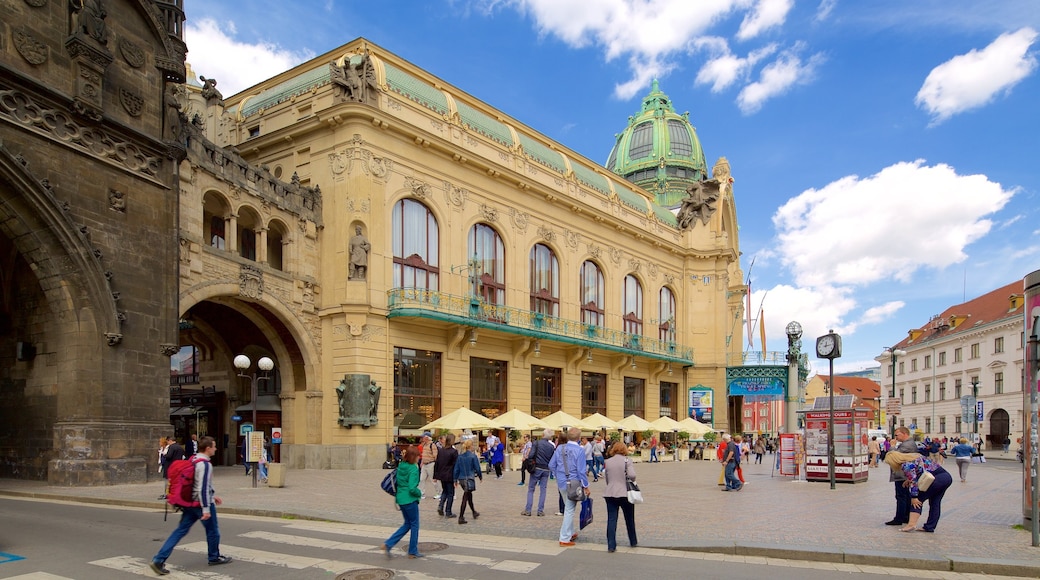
[525,468,550,513]
[593,456,605,478]
[154,505,220,564]
[438,480,455,515]
[724,461,741,489]
[385,501,420,556]
[649,447,658,462]
[604,496,637,551]
[893,479,911,523]
[559,489,578,542]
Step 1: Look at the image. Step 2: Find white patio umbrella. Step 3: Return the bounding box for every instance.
[580,412,619,431]
[678,416,713,437]
[650,415,684,433]
[615,414,653,432]
[491,408,549,432]
[421,406,495,431]
[540,410,585,430]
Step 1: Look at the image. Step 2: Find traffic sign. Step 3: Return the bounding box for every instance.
[271,427,282,444]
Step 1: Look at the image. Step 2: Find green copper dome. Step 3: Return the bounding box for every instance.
[605,80,707,209]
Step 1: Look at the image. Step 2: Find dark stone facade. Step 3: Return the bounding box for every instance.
[0,0,186,485]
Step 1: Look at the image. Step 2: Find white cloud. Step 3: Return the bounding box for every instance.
[185,18,314,96]
[694,37,777,92]
[772,160,1015,288]
[748,284,856,351]
[815,0,837,23]
[737,44,825,113]
[857,301,904,326]
[737,0,793,41]
[915,27,1038,124]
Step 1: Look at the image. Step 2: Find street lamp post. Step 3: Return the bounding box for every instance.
[970,378,980,451]
[882,347,906,436]
[234,354,274,489]
[785,321,803,436]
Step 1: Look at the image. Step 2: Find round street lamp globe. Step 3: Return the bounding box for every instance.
[785,321,802,339]
[233,354,251,370]
[258,357,275,371]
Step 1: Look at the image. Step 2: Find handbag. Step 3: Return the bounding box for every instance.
[563,445,587,501]
[917,469,935,492]
[625,460,643,503]
[462,477,476,492]
[579,496,594,529]
[380,468,397,496]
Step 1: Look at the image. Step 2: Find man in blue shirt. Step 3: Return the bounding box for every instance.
[548,427,590,546]
[722,433,742,491]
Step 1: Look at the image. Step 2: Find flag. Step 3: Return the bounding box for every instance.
[746,280,753,349]
[760,307,767,354]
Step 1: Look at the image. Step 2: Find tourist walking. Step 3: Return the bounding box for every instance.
[522,428,556,517]
[648,434,659,462]
[150,436,232,575]
[868,436,881,467]
[602,441,638,552]
[433,433,458,517]
[753,438,765,465]
[950,437,974,482]
[453,439,482,524]
[721,433,742,491]
[490,438,505,479]
[517,435,532,486]
[382,446,424,558]
[419,434,437,499]
[548,427,589,546]
[158,436,184,500]
[592,435,605,481]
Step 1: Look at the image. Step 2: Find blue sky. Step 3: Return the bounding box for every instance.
[183,0,1039,374]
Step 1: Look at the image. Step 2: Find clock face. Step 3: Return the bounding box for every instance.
[817,335,835,357]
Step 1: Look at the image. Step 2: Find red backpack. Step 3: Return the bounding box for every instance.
[167,456,205,508]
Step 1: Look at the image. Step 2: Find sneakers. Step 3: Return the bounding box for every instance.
[521,510,532,516]
[208,555,233,566]
[381,543,391,559]
[537,511,545,516]
[517,481,525,486]
[559,541,575,547]
[434,494,441,499]
[554,511,563,516]
[149,561,170,575]
[444,513,457,518]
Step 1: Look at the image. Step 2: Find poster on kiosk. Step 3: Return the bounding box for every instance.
[799,405,871,483]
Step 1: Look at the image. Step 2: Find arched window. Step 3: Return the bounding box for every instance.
[393,199,440,289]
[658,286,676,342]
[469,224,505,305]
[267,219,288,271]
[203,192,229,249]
[622,274,643,335]
[237,206,261,262]
[580,260,604,327]
[629,121,654,160]
[529,244,559,316]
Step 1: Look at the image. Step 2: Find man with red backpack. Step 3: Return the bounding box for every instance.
[149,436,232,575]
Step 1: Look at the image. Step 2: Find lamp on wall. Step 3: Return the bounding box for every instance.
[630,357,637,369]
[533,340,541,357]
[667,364,673,376]
[468,328,477,346]
[586,348,593,363]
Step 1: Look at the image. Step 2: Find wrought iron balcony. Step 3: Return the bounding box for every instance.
[387,288,693,365]
[728,351,810,382]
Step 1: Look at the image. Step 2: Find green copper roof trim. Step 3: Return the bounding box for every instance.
[518,133,566,174]
[653,203,678,227]
[455,100,513,146]
[612,181,649,212]
[241,66,332,118]
[384,61,450,116]
[571,163,610,195]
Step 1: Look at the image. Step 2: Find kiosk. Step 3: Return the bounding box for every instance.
[799,396,871,483]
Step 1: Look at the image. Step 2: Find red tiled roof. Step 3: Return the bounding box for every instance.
[898,280,1023,348]
[816,375,880,399]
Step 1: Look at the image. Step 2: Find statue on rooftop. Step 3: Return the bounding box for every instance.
[199,76,225,107]
[330,51,377,104]
[676,179,721,230]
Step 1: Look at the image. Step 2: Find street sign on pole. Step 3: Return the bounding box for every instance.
[976,400,984,422]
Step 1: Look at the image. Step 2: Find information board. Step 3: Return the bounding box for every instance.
[247,431,264,463]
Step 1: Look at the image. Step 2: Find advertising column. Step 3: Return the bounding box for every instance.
[1023,270,1040,536]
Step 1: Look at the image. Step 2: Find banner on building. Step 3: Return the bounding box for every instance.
[688,387,713,425]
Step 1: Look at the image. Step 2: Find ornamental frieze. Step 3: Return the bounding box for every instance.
[119,38,145,68]
[509,207,528,232]
[15,29,48,65]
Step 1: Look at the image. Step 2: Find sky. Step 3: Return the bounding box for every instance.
[182,0,1040,375]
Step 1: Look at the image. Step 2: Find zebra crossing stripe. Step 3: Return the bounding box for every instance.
[89,555,235,578]
[281,521,565,555]
[2,574,75,580]
[177,541,327,569]
[242,530,540,573]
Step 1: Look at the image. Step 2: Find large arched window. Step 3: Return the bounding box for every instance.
[658,286,676,342]
[580,260,604,327]
[622,274,643,335]
[393,199,440,289]
[468,223,504,305]
[529,243,559,316]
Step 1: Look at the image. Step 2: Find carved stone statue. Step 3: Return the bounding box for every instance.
[676,179,721,230]
[330,51,377,104]
[336,374,380,428]
[199,76,224,107]
[164,82,184,141]
[348,225,370,280]
[71,0,109,45]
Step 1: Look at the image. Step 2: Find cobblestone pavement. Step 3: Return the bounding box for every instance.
[2,452,1037,576]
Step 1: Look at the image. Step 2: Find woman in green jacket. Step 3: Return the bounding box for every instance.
[382,446,424,558]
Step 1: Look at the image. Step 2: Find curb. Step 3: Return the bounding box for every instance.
[5,489,1038,578]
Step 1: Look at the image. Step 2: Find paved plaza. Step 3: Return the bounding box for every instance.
[1,451,1036,577]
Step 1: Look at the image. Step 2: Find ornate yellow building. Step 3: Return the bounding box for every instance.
[178,38,746,470]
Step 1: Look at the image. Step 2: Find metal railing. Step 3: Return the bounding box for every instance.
[387,288,693,363]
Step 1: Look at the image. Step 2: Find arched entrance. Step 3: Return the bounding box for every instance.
[987,408,1010,451]
[177,295,312,466]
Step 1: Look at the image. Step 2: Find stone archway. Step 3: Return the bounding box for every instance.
[987,408,1010,451]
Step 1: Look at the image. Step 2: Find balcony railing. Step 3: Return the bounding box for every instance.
[387,288,693,364]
